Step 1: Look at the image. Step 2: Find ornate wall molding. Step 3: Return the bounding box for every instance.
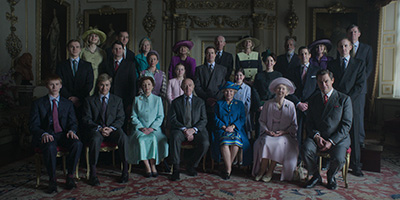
[174,14,188,29]
[327,2,350,13]
[142,0,156,37]
[267,15,276,30]
[187,15,250,29]
[254,0,275,10]
[98,5,116,15]
[5,0,22,60]
[252,13,267,29]
[285,0,298,37]
[175,0,249,10]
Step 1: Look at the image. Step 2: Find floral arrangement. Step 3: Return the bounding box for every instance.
[0,69,17,109]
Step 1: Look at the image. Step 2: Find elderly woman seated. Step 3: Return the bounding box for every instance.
[127,76,168,177]
[211,81,251,180]
[252,77,298,182]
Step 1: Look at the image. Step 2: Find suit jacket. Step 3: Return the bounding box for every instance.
[327,57,365,102]
[306,90,352,146]
[30,95,77,147]
[354,42,374,94]
[105,47,135,63]
[56,59,94,101]
[286,64,320,105]
[275,53,301,78]
[82,93,125,132]
[194,64,227,101]
[100,58,137,110]
[169,95,208,135]
[205,51,234,81]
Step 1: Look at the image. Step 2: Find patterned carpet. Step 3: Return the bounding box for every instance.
[1,146,400,200]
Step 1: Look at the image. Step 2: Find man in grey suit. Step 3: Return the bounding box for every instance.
[168,78,210,181]
[302,69,352,190]
[328,38,365,177]
[82,73,129,186]
[347,24,374,146]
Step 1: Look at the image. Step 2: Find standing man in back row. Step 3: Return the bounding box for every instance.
[275,36,301,78]
[346,24,374,147]
[106,31,135,63]
[214,35,234,81]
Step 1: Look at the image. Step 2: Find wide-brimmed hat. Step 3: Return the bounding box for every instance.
[236,35,260,49]
[82,27,106,44]
[219,81,241,91]
[308,39,332,52]
[172,40,194,53]
[268,77,295,94]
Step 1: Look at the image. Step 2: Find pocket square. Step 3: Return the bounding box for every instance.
[334,105,339,108]
[311,75,316,78]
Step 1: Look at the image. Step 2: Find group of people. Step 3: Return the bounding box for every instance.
[30,23,373,193]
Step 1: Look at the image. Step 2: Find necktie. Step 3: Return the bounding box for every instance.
[354,44,358,53]
[101,96,107,126]
[341,58,347,70]
[218,51,222,58]
[52,99,62,133]
[73,60,78,77]
[184,97,192,127]
[323,94,328,105]
[209,64,213,73]
[301,65,307,84]
[115,60,119,72]
[287,54,292,62]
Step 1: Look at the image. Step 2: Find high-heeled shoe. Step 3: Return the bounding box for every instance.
[152,172,159,177]
[261,174,272,182]
[255,174,263,181]
[144,172,152,178]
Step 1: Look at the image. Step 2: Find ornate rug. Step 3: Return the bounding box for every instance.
[1,148,400,200]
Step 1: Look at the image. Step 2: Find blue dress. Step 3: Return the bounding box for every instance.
[212,99,252,166]
[127,94,168,165]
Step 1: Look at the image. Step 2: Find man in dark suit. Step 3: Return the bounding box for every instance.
[275,36,301,78]
[106,31,135,63]
[100,41,137,115]
[328,38,365,177]
[214,35,234,81]
[168,78,210,181]
[30,75,82,193]
[302,69,352,190]
[56,39,94,122]
[347,24,374,146]
[82,73,129,186]
[286,46,320,149]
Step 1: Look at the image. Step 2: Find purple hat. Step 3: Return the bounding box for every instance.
[308,39,332,52]
[172,40,194,53]
[268,77,295,94]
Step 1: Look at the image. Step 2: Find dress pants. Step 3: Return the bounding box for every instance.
[169,129,210,168]
[40,132,82,181]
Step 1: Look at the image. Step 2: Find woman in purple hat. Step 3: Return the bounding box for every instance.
[308,39,333,70]
[252,77,298,182]
[168,40,196,79]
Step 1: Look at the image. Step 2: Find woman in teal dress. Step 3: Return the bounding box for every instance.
[135,37,160,78]
[128,76,168,177]
[212,81,252,180]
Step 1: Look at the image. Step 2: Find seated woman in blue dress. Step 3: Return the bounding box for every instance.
[127,76,168,177]
[212,81,251,180]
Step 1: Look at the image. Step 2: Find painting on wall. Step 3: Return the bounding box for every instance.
[84,7,132,50]
[36,0,70,85]
[312,4,360,57]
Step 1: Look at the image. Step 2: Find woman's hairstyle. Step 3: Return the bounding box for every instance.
[138,37,152,53]
[234,67,245,76]
[263,52,277,63]
[86,33,101,46]
[146,51,159,61]
[174,63,186,77]
[139,76,155,87]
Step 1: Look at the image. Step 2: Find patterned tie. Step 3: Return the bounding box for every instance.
[184,97,192,127]
[323,94,328,105]
[101,96,107,126]
[301,65,307,84]
[341,58,347,70]
[114,60,119,72]
[73,60,78,77]
[52,99,62,133]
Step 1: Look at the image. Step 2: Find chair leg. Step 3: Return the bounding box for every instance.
[112,150,116,167]
[128,164,132,173]
[318,156,322,174]
[35,153,41,188]
[62,155,67,176]
[75,159,80,180]
[86,147,90,180]
[344,152,350,188]
[202,153,207,172]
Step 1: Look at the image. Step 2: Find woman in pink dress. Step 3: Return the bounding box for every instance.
[166,63,185,104]
[252,77,298,182]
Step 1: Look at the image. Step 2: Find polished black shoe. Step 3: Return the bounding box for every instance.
[186,166,198,177]
[305,175,322,188]
[89,175,100,186]
[221,171,231,180]
[66,176,77,190]
[351,169,364,177]
[120,173,129,183]
[46,181,58,194]
[144,172,152,178]
[326,177,337,190]
[152,172,159,177]
[170,170,180,181]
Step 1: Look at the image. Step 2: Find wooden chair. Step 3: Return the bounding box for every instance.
[175,141,207,172]
[85,142,121,179]
[318,147,351,188]
[34,147,79,188]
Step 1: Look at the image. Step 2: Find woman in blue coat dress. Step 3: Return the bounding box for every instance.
[212,81,251,180]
